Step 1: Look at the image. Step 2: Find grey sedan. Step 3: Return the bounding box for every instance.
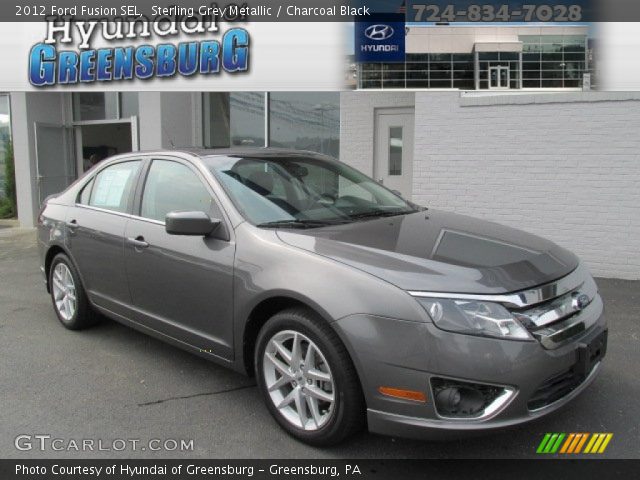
[38,149,607,445]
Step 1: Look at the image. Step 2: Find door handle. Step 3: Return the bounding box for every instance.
[126,236,150,249]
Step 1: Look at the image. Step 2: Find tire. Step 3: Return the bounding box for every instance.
[255,307,365,446]
[49,253,98,330]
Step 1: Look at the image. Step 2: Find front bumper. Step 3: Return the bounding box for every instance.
[332,295,606,440]
[367,360,602,440]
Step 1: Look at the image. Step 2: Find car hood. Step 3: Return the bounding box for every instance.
[276,209,579,294]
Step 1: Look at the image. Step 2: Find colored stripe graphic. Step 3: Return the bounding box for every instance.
[584,433,599,453]
[538,433,613,454]
[597,433,613,453]
[550,433,565,453]
[585,433,614,453]
[537,433,565,453]
[567,433,583,453]
[559,433,575,453]
[537,433,552,453]
[574,433,589,453]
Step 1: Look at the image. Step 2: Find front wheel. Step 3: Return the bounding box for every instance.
[255,308,365,446]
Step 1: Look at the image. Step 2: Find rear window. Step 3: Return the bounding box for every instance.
[87,161,141,213]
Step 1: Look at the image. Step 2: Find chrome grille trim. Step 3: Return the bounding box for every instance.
[513,274,597,328]
[528,294,603,349]
[408,263,590,309]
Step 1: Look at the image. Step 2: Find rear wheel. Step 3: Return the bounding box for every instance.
[49,253,97,330]
[255,308,365,445]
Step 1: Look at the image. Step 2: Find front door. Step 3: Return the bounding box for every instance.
[124,158,235,360]
[374,109,414,199]
[489,66,510,89]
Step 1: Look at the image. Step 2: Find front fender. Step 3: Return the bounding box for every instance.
[230,224,431,372]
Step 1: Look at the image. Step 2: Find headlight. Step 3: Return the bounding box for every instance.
[416,298,533,341]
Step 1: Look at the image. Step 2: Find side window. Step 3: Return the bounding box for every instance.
[140,160,213,222]
[77,178,94,205]
[88,161,141,213]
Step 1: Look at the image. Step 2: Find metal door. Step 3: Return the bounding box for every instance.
[34,122,75,205]
[374,109,415,199]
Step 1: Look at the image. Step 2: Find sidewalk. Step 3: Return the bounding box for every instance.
[0,219,37,260]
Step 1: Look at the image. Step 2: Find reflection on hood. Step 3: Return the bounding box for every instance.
[277,209,578,294]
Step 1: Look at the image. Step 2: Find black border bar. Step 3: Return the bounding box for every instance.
[2,459,639,480]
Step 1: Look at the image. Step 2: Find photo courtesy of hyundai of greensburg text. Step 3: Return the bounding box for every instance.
[0,1,639,479]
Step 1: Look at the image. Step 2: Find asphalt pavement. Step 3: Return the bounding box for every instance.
[1,227,638,459]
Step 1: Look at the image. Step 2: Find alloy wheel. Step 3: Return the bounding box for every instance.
[262,330,335,431]
[52,263,77,322]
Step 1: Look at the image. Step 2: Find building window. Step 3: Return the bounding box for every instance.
[361,53,475,90]
[358,34,586,90]
[519,35,586,88]
[202,93,340,158]
[388,127,403,175]
[73,93,118,121]
[119,92,139,118]
[269,93,340,158]
[202,92,265,148]
[72,93,139,121]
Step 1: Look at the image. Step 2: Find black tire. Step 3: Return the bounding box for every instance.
[49,253,98,330]
[255,307,365,446]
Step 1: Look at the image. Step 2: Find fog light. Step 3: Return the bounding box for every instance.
[431,377,514,419]
[434,386,485,416]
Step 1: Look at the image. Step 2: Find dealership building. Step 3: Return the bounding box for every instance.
[5,89,640,280]
[358,25,591,90]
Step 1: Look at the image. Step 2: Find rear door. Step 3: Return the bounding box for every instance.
[66,159,142,315]
[124,157,236,360]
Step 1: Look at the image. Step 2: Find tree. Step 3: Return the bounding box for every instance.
[0,137,16,218]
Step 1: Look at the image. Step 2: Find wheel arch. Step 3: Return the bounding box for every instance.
[43,244,68,292]
[241,294,335,377]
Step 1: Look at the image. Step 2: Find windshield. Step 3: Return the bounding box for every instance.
[206,154,420,227]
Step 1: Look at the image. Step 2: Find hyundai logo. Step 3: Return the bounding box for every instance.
[364,24,395,41]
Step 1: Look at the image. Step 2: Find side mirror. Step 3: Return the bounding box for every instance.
[165,211,220,236]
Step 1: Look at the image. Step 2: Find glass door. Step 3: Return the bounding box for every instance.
[489,66,510,89]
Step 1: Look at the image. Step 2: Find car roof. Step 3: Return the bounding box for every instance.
[101,147,333,167]
[179,147,329,159]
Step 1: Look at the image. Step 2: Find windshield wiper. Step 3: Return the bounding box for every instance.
[347,210,417,221]
[256,219,343,229]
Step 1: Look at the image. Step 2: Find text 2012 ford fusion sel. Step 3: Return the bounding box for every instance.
[38,149,607,445]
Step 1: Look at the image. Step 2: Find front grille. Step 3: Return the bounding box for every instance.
[527,367,584,411]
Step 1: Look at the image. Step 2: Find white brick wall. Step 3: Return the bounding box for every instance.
[340,91,640,280]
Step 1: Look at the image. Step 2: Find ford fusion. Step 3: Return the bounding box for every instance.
[38,149,607,445]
